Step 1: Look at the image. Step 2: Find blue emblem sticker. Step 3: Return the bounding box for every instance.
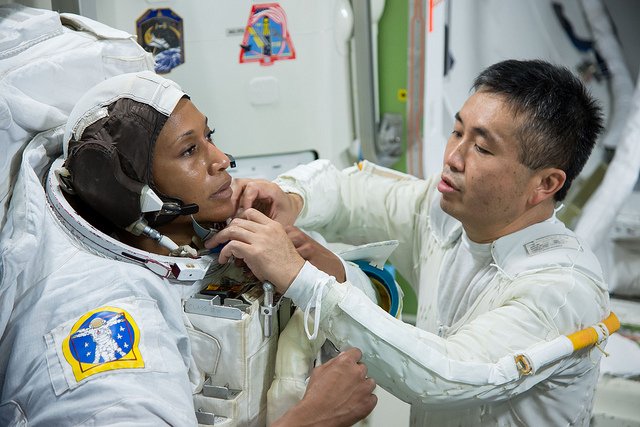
[239,3,296,66]
[62,306,144,382]
[136,8,185,74]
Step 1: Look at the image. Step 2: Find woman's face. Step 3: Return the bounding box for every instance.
[152,98,235,223]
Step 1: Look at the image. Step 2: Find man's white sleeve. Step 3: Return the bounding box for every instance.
[276,159,436,290]
[285,262,600,408]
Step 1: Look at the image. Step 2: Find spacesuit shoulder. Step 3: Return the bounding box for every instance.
[492,220,604,283]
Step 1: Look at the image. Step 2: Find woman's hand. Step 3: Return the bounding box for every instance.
[272,348,377,427]
[232,178,302,226]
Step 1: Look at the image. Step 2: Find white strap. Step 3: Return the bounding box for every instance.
[303,276,332,340]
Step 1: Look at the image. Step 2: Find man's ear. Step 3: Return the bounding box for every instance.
[529,168,566,206]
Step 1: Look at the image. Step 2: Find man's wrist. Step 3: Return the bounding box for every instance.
[288,193,304,217]
[278,256,306,294]
[284,261,330,309]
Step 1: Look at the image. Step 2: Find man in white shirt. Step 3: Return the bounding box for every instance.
[207,59,611,426]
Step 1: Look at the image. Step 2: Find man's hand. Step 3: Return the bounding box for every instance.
[232,178,303,226]
[205,208,305,292]
[286,226,346,282]
[272,348,377,427]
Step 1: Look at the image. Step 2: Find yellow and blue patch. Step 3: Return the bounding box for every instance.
[62,306,144,382]
[239,3,296,66]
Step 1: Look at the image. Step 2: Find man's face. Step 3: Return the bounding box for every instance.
[438,91,538,241]
[153,98,235,223]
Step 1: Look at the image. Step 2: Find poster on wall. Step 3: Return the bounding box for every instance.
[136,8,185,74]
[239,3,296,66]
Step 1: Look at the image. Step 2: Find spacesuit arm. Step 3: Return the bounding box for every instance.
[286,262,604,408]
[275,159,437,289]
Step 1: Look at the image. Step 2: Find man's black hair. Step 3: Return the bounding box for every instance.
[472,59,604,201]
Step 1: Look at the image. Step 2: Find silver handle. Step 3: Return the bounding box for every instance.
[261,282,275,337]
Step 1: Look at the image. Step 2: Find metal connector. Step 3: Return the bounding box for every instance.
[261,282,275,337]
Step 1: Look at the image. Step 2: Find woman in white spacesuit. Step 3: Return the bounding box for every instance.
[207,59,615,426]
[0,70,378,426]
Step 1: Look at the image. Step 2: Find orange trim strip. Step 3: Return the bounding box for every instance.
[568,312,620,351]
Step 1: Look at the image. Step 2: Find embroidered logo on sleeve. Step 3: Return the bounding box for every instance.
[62,306,144,382]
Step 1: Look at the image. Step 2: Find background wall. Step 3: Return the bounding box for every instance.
[377,0,418,319]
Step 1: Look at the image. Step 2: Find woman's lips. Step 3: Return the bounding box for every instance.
[210,180,233,199]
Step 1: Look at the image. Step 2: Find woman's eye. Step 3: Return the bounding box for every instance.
[206,129,215,142]
[182,145,196,157]
[451,130,462,138]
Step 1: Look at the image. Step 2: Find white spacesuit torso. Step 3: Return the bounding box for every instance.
[0,7,279,426]
[0,130,286,426]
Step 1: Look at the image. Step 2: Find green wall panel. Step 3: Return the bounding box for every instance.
[378,0,418,317]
